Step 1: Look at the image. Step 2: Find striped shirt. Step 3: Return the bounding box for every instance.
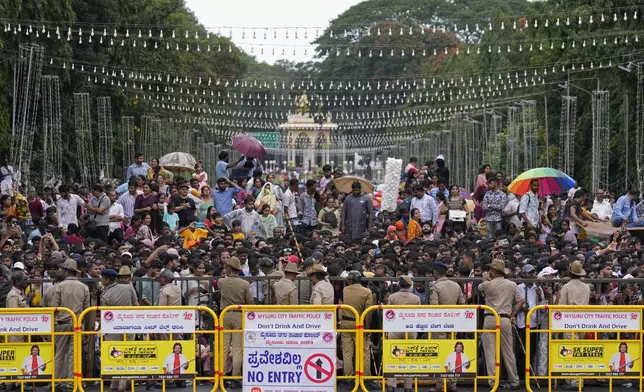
[116,192,137,220]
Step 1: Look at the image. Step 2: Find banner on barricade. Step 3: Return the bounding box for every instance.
[549,341,641,377]
[382,339,477,379]
[101,341,196,380]
[243,329,336,392]
[0,313,53,334]
[0,343,54,380]
[382,308,477,332]
[101,309,196,333]
[550,310,642,331]
[244,310,335,330]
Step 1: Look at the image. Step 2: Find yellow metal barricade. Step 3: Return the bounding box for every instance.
[360,305,501,392]
[0,307,77,391]
[77,306,218,392]
[526,305,644,392]
[219,304,360,392]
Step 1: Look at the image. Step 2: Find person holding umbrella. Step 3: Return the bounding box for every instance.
[216,151,244,181]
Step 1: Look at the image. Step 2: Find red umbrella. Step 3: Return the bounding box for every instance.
[232,135,266,158]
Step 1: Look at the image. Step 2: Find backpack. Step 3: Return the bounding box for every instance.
[324,209,338,228]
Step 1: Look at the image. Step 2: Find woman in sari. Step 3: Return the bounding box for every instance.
[250,178,264,199]
[266,174,284,227]
[136,212,156,247]
[407,208,422,241]
[147,158,174,184]
[254,183,277,217]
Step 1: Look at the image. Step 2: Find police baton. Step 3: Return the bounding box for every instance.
[616,357,640,372]
[448,357,476,373]
[283,215,303,260]
[167,358,196,374]
[512,325,541,391]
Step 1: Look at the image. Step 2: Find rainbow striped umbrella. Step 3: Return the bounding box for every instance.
[508,167,576,197]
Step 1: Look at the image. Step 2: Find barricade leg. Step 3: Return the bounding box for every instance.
[223,312,243,381]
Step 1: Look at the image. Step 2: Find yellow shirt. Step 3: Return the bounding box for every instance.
[180,228,208,248]
[232,232,245,241]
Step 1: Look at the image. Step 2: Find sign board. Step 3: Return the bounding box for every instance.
[101,341,196,380]
[382,339,477,379]
[243,330,336,392]
[550,341,641,377]
[0,313,53,334]
[382,308,477,333]
[101,309,196,333]
[550,310,641,331]
[244,311,335,331]
[0,343,54,380]
[249,132,280,148]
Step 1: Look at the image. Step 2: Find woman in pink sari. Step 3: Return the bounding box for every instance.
[434,192,448,237]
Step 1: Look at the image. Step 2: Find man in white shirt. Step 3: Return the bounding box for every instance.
[107,190,125,244]
[519,180,540,229]
[516,265,545,378]
[282,179,299,227]
[409,184,437,225]
[591,188,612,221]
[55,185,85,232]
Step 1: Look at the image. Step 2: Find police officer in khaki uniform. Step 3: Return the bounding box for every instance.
[340,271,376,388]
[6,272,29,342]
[429,261,466,333]
[261,258,284,304]
[220,257,254,389]
[559,260,589,390]
[100,269,138,392]
[309,264,334,305]
[41,270,65,308]
[157,270,181,307]
[297,257,316,304]
[478,259,524,390]
[273,262,299,305]
[49,259,90,391]
[386,275,421,392]
[428,262,466,392]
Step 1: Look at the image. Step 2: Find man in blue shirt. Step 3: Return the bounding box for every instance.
[612,189,644,227]
[125,152,150,182]
[216,151,244,180]
[212,178,241,216]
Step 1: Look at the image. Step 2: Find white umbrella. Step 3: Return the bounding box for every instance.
[159,152,197,170]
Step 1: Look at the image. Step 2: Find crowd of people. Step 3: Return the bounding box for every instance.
[0,151,643,391]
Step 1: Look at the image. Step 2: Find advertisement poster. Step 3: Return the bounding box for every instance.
[101,310,196,334]
[550,341,641,376]
[244,311,335,331]
[101,341,196,380]
[382,339,477,379]
[382,308,477,333]
[550,310,641,331]
[243,329,336,392]
[0,343,54,380]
